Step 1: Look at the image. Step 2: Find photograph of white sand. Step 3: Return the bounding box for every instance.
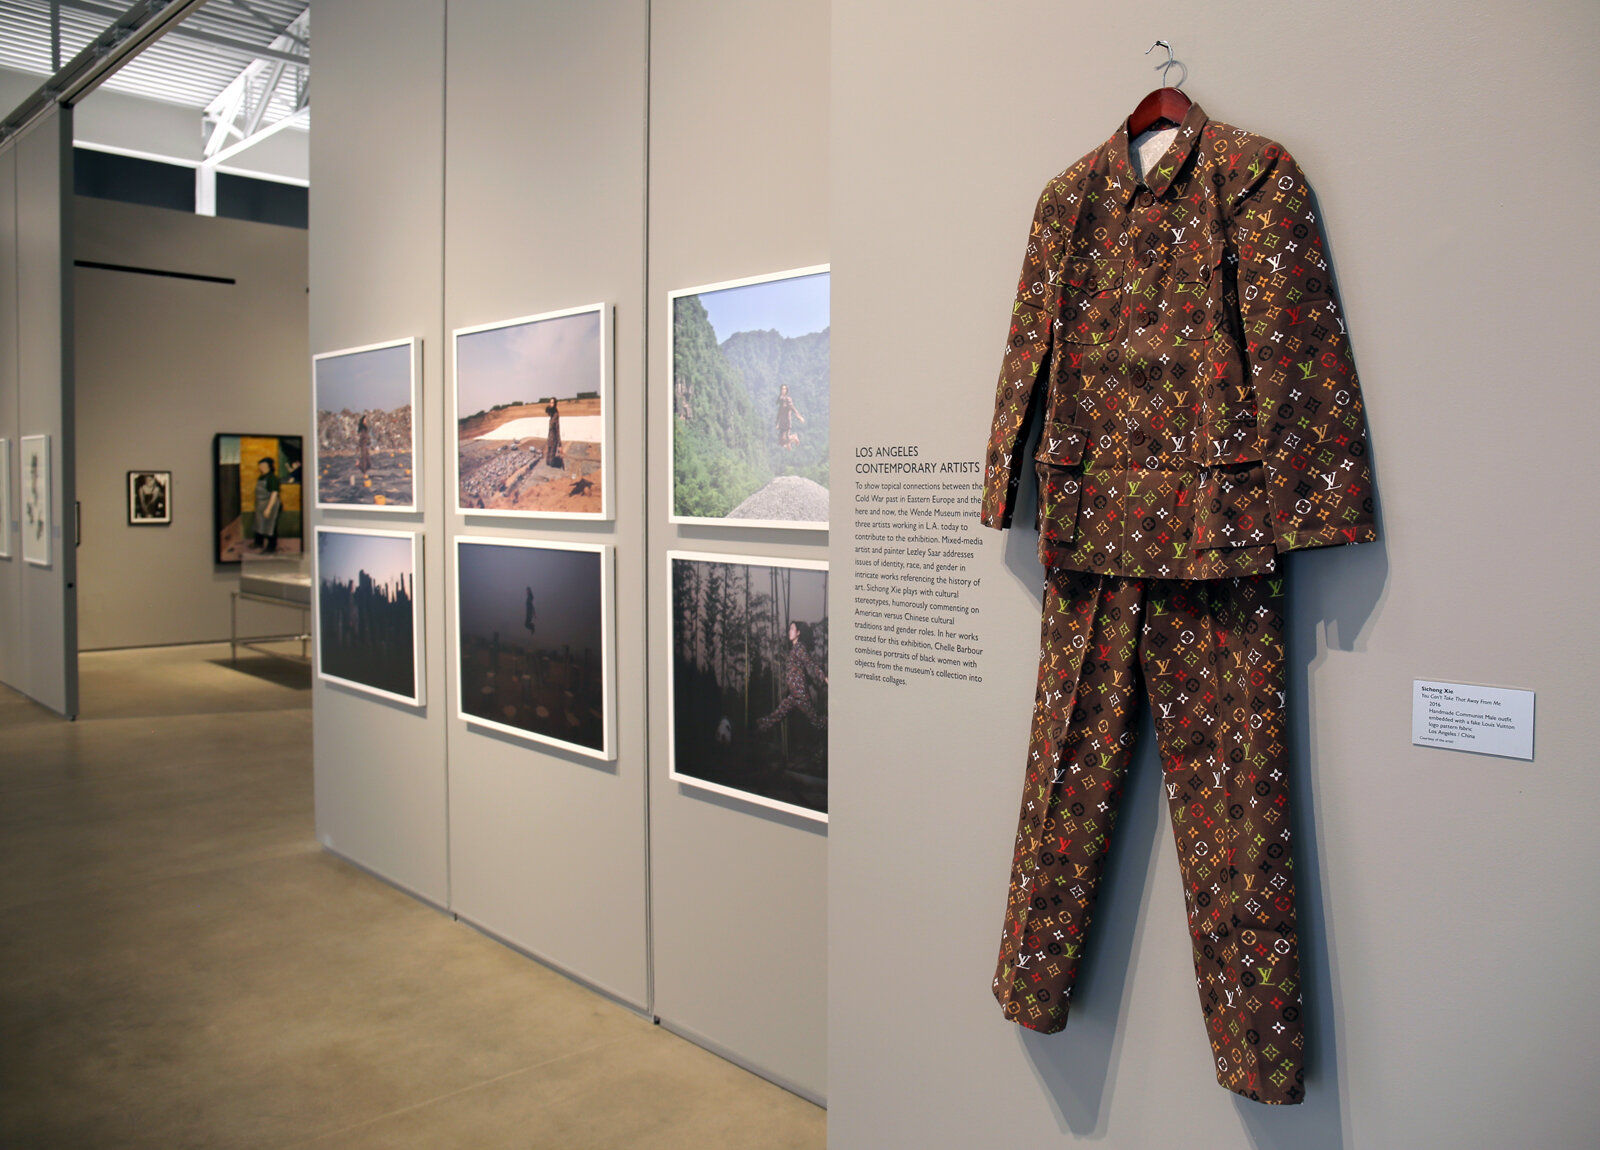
[455,537,610,758]
[313,339,416,510]
[670,267,829,527]
[315,527,422,705]
[454,306,607,518]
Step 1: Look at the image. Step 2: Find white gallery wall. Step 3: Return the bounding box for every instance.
[0,109,76,718]
[309,0,830,1098]
[74,197,309,650]
[827,3,1600,1148]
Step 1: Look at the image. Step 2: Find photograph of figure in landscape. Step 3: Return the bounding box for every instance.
[453,305,609,519]
[670,267,829,528]
[455,538,611,758]
[213,433,303,564]
[315,527,423,705]
[313,338,418,510]
[669,553,828,820]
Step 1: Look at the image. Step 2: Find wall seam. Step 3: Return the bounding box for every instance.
[641,0,656,1020]
[439,0,454,913]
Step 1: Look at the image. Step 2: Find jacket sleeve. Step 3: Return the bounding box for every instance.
[1230,146,1378,553]
[979,183,1069,530]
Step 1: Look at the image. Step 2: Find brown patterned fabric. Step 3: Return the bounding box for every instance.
[982,105,1379,1104]
[994,570,1304,1104]
[980,101,1375,578]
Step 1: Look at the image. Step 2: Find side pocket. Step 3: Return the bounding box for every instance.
[1034,422,1087,546]
[1195,462,1270,549]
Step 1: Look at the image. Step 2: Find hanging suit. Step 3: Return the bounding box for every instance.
[979,101,1376,1105]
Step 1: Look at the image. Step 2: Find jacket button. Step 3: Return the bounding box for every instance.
[1137,191,1154,207]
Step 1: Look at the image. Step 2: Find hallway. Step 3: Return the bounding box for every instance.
[0,644,824,1148]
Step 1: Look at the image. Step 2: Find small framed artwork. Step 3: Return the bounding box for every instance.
[314,526,426,706]
[21,434,51,567]
[668,266,830,529]
[0,438,11,559]
[313,337,421,511]
[455,536,614,760]
[452,304,612,520]
[213,433,304,564]
[127,470,172,525]
[667,551,828,821]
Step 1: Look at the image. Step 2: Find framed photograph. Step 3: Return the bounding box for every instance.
[20,434,50,567]
[667,551,828,821]
[127,470,172,525]
[213,433,303,564]
[669,266,830,529]
[312,337,420,511]
[455,536,614,760]
[314,526,425,706]
[0,438,11,559]
[452,304,611,520]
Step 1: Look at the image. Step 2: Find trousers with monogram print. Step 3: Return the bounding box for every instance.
[993,568,1304,1105]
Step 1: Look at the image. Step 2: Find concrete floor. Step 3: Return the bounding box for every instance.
[0,644,826,1149]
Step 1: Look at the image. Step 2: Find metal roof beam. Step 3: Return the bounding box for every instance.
[0,0,213,148]
[57,0,311,68]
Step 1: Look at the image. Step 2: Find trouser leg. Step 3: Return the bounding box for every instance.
[994,570,1143,1033]
[1142,574,1304,1104]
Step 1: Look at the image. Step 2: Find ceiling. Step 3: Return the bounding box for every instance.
[0,0,308,126]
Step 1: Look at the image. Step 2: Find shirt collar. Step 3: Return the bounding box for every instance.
[1106,99,1209,204]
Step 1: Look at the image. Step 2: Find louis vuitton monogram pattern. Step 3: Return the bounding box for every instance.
[979,101,1376,577]
[994,570,1304,1104]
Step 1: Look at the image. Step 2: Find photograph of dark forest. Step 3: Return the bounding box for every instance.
[315,528,421,704]
[670,553,828,819]
[314,339,417,510]
[456,538,609,757]
[670,269,829,526]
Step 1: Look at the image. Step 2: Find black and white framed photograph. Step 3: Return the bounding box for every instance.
[0,438,11,559]
[21,434,51,567]
[314,526,425,706]
[452,304,612,520]
[668,551,828,821]
[669,266,830,529]
[454,536,614,760]
[126,470,172,525]
[313,337,420,512]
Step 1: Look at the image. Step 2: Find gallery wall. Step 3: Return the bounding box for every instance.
[827,3,1600,1148]
[309,0,449,906]
[646,0,830,1100]
[0,108,77,718]
[310,0,831,1099]
[73,196,309,650]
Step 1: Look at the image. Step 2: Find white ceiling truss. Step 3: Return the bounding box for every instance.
[194,5,306,211]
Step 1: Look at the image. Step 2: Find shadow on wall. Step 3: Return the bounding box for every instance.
[990,410,1389,1146]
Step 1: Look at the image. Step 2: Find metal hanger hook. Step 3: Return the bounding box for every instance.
[1144,39,1187,90]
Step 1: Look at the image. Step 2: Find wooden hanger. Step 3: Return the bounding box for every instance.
[1128,40,1191,137]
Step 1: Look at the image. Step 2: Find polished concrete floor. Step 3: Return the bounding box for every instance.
[0,644,825,1149]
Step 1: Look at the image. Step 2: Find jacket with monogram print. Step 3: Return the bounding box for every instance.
[979,102,1377,578]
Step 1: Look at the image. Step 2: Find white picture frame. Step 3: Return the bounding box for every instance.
[451,303,613,521]
[20,434,51,567]
[667,265,830,530]
[312,336,422,512]
[666,549,829,822]
[313,525,426,706]
[0,438,11,559]
[454,535,615,761]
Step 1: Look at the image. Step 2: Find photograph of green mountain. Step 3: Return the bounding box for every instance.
[670,268,829,526]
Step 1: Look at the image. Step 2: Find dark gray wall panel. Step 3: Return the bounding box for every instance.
[0,146,19,690]
[309,0,449,904]
[647,0,830,1101]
